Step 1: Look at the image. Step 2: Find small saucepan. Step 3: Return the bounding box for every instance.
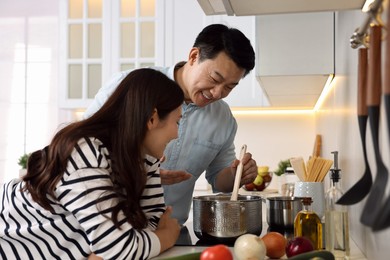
[192,194,262,243]
[266,196,303,229]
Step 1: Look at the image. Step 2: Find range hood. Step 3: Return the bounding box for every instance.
[197,0,365,16]
[255,12,335,109]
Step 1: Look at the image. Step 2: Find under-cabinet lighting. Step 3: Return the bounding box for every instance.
[231,109,314,115]
[231,74,334,115]
[313,74,335,111]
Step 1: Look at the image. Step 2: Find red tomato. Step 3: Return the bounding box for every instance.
[200,244,233,260]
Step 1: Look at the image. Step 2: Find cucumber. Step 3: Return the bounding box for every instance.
[160,252,201,260]
[288,250,335,260]
[160,249,334,260]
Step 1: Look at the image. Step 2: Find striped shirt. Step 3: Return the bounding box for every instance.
[0,137,165,259]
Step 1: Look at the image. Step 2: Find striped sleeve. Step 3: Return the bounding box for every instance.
[142,155,165,229]
[55,137,162,259]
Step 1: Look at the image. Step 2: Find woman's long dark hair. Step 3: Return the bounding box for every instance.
[22,68,184,229]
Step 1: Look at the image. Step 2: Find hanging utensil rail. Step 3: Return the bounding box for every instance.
[350,0,384,49]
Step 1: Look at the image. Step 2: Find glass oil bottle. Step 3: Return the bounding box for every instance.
[325,151,350,259]
[294,197,323,250]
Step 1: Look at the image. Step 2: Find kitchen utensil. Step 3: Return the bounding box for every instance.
[360,25,389,227]
[290,157,307,181]
[312,134,322,157]
[294,181,325,219]
[306,156,333,182]
[337,48,372,205]
[265,196,303,229]
[192,194,262,242]
[372,4,390,230]
[231,144,247,201]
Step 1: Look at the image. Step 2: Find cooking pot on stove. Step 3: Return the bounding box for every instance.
[192,194,262,242]
[266,196,303,229]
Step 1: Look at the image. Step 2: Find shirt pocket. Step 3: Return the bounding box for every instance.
[186,138,223,176]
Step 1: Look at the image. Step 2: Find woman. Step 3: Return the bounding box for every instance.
[0,68,183,259]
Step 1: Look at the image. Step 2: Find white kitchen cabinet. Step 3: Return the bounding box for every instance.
[256,12,335,108]
[59,0,162,109]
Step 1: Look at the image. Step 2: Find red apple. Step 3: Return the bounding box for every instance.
[245,183,255,191]
[254,183,266,191]
[263,174,272,182]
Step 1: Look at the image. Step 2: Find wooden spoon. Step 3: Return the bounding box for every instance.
[231,144,247,201]
[290,157,307,181]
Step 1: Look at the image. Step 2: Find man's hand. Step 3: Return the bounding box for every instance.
[232,152,257,186]
[160,169,192,185]
[215,152,258,192]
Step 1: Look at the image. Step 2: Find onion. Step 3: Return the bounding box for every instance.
[233,234,266,260]
[261,232,287,258]
[285,236,314,257]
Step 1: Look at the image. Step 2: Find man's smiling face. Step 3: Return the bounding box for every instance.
[184,49,245,107]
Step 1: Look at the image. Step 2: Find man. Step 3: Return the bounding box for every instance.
[84,24,258,224]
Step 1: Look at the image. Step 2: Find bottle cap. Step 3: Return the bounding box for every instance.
[285,167,294,174]
[301,197,313,205]
[330,151,341,182]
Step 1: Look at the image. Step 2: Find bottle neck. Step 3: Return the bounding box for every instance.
[331,178,341,188]
[330,169,341,187]
[302,203,312,212]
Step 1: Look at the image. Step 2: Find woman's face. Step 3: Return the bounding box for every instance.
[143,106,182,159]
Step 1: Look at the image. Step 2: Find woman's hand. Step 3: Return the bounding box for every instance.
[154,206,180,253]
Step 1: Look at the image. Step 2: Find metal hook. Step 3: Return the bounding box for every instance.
[350,0,385,49]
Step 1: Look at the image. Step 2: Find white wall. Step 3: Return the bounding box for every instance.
[233,113,316,171]
[232,112,316,191]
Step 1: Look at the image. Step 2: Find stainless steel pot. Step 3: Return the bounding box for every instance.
[193,194,262,242]
[266,196,303,229]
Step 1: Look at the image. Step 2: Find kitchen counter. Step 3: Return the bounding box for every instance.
[152,189,367,259]
[152,222,367,260]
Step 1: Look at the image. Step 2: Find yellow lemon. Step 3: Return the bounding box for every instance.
[258,166,269,176]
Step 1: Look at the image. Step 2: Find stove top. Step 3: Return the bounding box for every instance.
[175,226,236,247]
